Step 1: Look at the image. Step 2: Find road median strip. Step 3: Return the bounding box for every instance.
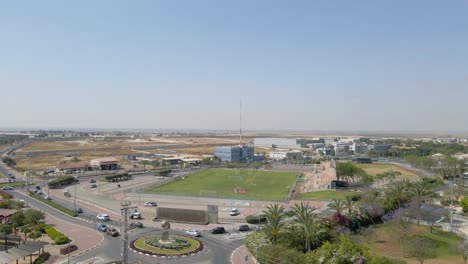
[28,192,78,217]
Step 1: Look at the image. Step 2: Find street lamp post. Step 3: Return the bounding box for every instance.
[450,183,457,228]
[74,181,77,213]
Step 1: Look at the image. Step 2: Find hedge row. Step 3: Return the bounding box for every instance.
[60,244,78,255]
[29,192,77,217]
[48,176,75,188]
[105,173,131,182]
[33,252,50,264]
[44,225,70,245]
[245,215,267,224]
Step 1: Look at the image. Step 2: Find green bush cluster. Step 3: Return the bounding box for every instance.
[48,176,75,188]
[44,225,70,245]
[33,252,50,264]
[246,215,267,224]
[145,236,190,250]
[105,173,131,182]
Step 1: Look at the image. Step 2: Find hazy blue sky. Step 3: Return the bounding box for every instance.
[1,1,467,132]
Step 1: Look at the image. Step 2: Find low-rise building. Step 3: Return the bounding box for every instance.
[90,157,119,170]
[56,161,92,174]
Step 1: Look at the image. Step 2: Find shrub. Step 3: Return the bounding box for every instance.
[60,244,78,255]
[48,176,75,189]
[54,235,70,245]
[33,252,50,264]
[29,231,42,240]
[461,197,468,213]
[246,215,267,224]
[105,173,131,182]
[0,190,13,199]
[44,225,70,244]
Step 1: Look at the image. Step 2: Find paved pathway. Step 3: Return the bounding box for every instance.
[231,245,255,264]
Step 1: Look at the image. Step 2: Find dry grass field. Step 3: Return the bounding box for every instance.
[12,136,247,171]
[357,163,420,180]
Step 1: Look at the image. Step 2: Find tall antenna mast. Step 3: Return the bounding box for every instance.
[240,99,242,145]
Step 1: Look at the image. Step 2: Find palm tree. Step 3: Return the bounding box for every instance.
[344,196,357,214]
[328,199,345,215]
[263,204,285,244]
[406,181,433,225]
[292,202,324,252]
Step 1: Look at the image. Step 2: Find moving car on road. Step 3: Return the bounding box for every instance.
[130,211,141,219]
[186,230,201,237]
[211,227,226,234]
[106,227,119,236]
[2,186,13,190]
[97,224,107,232]
[230,208,239,216]
[129,222,144,229]
[143,201,157,207]
[89,179,96,183]
[97,214,110,221]
[75,208,83,214]
[238,225,250,232]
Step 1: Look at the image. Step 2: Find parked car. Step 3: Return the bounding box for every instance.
[44,196,52,200]
[238,225,250,232]
[89,179,96,183]
[129,222,144,229]
[230,208,239,216]
[97,224,107,232]
[97,214,110,221]
[185,230,201,237]
[89,184,97,188]
[143,201,157,207]
[106,227,119,236]
[211,227,226,234]
[75,208,83,214]
[2,186,13,190]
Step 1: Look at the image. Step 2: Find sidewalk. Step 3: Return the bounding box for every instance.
[44,214,105,263]
[231,245,256,264]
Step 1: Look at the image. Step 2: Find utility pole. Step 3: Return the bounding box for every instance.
[239,99,242,145]
[74,181,77,213]
[120,201,137,264]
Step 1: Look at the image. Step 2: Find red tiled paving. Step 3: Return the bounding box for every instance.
[43,212,105,262]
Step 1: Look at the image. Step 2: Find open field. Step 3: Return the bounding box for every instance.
[357,163,419,179]
[363,221,463,264]
[148,169,297,200]
[295,190,358,200]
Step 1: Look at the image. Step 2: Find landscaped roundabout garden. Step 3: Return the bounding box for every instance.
[130,234,203,256]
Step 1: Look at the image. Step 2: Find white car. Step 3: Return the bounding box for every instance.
[230,208,239,216]
[185,230,201,237]
[143,201,157,207]
[97,214,110,221]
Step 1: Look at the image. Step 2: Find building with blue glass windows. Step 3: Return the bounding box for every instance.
[214,145,254,162]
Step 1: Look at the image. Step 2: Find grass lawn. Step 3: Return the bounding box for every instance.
[364,221,463,263]
[295,190,358,200]
[357,163,419,179]
[133,235,200,255]
[148,169,297,201]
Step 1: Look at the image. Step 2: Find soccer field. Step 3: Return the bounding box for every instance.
[148,169,298,201]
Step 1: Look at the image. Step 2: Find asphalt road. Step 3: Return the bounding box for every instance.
[8,190,244,264]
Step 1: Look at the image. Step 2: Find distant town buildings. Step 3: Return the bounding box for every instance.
[90,157,120,170]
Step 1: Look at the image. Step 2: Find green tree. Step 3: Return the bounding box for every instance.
[23,209,45,226]
[328,199,345,215]
[406,182,433,225]
[20,226,31,242]
[263,204,286,245]
[305,234,370,264]
[292,202,324,252]
[140,160,150,171]
[10,212,25,234]
[460,197,468,213]
[406,236,436,264]
[0,224,12,252]
[344,196,357,214]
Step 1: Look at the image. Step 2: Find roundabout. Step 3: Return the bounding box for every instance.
[130,234,204,256]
